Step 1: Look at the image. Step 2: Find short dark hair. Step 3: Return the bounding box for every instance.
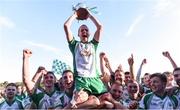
[144,73,150,76]
[6,83,17,89]
[115,69,120,73]
[124,71,130,75]
[173,67,180,73]
[44,71,56,79]
[62,70,73,76]
[150,73,167,84]
[47,71,54,74]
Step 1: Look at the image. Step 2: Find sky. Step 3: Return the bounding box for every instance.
[0,0,180,83]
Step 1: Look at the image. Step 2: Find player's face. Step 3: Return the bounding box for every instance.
[150,77,165,93]
[174,70,180,87]
[17,86,22,94]
[43,73,55,89]
[110,84,123,100]
[62,71,74,89]
[127,82,139,94]
[78,25,90,42]
[124,74,131,85]
[5,86,17,99]
[115,71,123,84]
[143,75,150,86]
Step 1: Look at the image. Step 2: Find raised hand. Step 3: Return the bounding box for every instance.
[100,52,105,58]
[142,58,147,65]
[128,54,134,66]
[162,51,171,58]
[117,64,123,72]
[36,66,47,75]
[162,51,177,69]
[128,101,138,109]
[23,49,32,58]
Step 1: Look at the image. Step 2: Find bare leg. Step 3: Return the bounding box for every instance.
[76,95,100,109]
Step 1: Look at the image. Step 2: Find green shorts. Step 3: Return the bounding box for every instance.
[75,77,107,95]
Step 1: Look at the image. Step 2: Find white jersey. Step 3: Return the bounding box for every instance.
[139,92,179,109]
[31,89,70,109]
[69,39,99,78]
[75,42,96,77]
[21,96,31,109]
[0,98,23,109]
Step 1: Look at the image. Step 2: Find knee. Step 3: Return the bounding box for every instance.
[89,95,100,106]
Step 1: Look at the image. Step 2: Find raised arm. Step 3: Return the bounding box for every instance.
[64,12,78,42]
[22,49,35,95]
[100,52,107,75]
[32,66,46,82]
[136,59,146,83]
[99,52,112,89]
[100,52,113,75]
[31,66,47,90]
[162,51,178,69]
[88,11,103,42]
[128,54,135,80]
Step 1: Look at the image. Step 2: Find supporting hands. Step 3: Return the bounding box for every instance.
[98,92,113,103]
[71,89,89,108]
[128,101,138,109]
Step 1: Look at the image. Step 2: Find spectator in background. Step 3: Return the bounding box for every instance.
[163,71,174,89]
[140,73,151,94]
[16,85,26,101]
[0,90,5,103]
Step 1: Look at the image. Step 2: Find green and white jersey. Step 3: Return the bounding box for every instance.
[31,89,70,109]
[16,93,26,101]
[21,96,31,109]
[0,97,4,104]
[0,98,23,109]
[69,38,99,78]
[139,92,179,109]
[122,91,140,108]
[141,84,151,94]
[123,95,132,107]
[174,88,180,108]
